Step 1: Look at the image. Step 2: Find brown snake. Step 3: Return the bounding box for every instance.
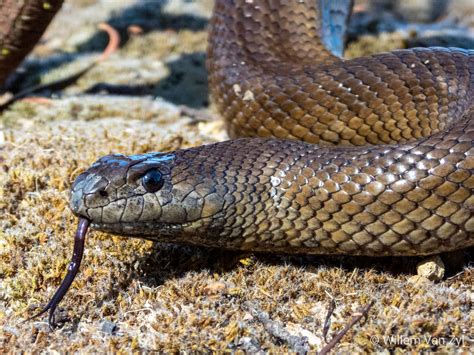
[3,0,471,326]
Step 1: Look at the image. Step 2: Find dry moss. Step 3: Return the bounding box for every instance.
[0,0,472,353]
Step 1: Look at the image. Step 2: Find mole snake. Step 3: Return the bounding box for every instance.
[3,0,471,325]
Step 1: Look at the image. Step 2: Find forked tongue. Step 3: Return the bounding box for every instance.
[27,218,90,328]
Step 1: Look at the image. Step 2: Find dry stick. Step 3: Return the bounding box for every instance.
[319,300,375,355]
[20,97,56,105]
[322,298,336,342]
[127,25,144,35]
[96,23,120,62]
[0,22,120,111]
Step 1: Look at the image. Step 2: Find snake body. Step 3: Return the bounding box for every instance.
[66,0,474,256]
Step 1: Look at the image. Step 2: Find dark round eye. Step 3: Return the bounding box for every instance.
[142,169,164,193]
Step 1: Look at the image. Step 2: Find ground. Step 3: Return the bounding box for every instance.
[0,0,472,353]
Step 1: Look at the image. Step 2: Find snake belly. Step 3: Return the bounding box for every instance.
[66,0,474,256]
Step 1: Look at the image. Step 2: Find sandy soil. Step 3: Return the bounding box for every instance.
[0,0,472,352]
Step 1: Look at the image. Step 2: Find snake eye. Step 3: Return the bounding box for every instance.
[142,169,164,193]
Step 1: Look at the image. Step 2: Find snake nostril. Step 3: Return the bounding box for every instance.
[99,189,108,197]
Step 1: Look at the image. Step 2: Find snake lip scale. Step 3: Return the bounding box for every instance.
[20,0,474,327]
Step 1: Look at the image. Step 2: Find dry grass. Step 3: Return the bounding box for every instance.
[0,0,472,352]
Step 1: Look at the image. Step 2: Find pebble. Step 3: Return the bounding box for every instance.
[101,320,118,334]
[416,256,445,281]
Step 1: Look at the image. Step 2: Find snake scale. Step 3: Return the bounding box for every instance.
[1,0,472,325]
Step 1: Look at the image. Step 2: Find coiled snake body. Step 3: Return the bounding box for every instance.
[7,0,472,325]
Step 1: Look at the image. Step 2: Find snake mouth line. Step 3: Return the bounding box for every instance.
[89,220,189,236]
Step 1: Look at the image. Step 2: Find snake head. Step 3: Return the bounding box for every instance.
[69,148,228,242]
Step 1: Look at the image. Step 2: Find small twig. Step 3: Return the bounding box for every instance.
[322,298,336,342]
[127,25,144,35]
[319,300,375,355]
[96,22,120,62]
[446,269,466,280]
[19,97,55,105]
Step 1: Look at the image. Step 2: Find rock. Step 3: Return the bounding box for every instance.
[416,256,445,281]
